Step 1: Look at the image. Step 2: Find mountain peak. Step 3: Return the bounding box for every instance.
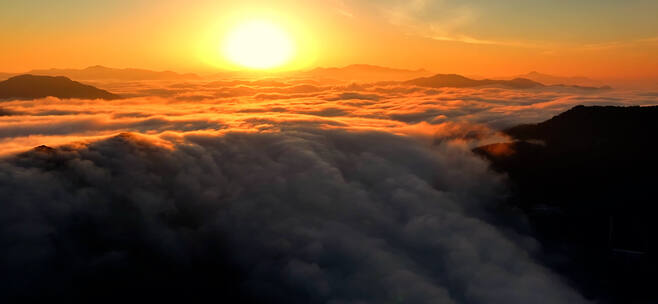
[302,64,432,82]
[405,74,544,89]
[514,71,604,87]
[0,74,121,100]
[86,65,109,69]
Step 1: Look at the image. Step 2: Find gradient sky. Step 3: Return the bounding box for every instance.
[2,0,657,78]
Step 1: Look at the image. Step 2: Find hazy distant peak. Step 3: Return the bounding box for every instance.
[301,64,433,82]
[338,64,427,72]
[26,66,201,81]
[513,71,605,87]
[405,73,544,89]
[85,65,110,70]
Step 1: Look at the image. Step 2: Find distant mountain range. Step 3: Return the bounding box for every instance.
[404,73,610,90]
[296,64,433,82]
[511,71,605,87]
[474,105,658,303]
[0,75,121,100]
[0,69,611,101]
[24,65,200,81]
[0,65,616,90]
[405,74,544,89]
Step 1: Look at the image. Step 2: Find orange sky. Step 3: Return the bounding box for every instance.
[2,0,657,79]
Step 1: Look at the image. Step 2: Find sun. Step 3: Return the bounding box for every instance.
[222,20,295,70]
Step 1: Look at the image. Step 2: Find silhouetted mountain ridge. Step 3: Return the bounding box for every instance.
[0,75,121,100]
[474,105,658,303]
[505,105,656,146]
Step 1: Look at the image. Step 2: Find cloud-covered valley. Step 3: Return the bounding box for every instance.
[1,76,657,302]
[1,78,656,155]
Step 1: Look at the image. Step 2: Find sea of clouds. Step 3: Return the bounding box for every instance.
[1,78,657,302]
[0,79,656,155]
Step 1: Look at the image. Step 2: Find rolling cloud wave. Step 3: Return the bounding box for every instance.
[1,130,587,303]
[0,79,655,155]
[1,78,655,302]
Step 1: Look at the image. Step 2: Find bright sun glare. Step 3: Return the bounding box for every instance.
[223,20,295,70]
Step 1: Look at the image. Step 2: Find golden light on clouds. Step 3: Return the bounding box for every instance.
[222,20,295,69]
